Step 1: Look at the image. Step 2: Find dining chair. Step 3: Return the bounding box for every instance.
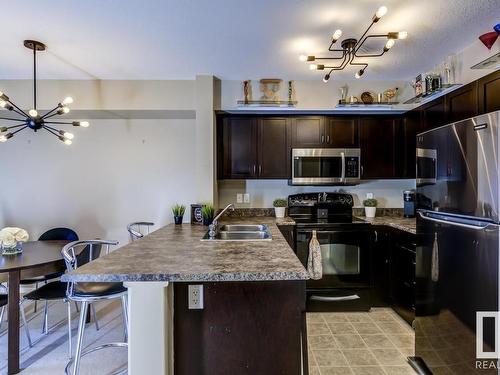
[61,240,127,375]
[20,241,104,353]
[127,222,154,241]
[20,228,79,334]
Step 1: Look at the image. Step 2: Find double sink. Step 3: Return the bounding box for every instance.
[201,224,272,241]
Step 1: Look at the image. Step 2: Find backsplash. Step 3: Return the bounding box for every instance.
[218,179,416,209]
[225,207,404,218]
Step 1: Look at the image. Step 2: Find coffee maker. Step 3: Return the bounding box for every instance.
[403,190,416,218]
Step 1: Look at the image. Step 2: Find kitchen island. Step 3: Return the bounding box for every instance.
[62,218,308,375]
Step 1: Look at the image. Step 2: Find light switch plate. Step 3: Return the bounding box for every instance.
[243,193,250,203]
[366,193,374,199]
[236,193,243,203]
[188,284,204,309]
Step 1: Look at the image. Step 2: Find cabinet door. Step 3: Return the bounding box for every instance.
[290,117,325,147]
[359,117,399,179]
[221,117,257,178]
[478,69,500,114]
[325,117,359,147]
[258,118,289,178]
[372,228,391,307]
[421,97,446,132]
[399,109,421,179]
[446,82,478,123]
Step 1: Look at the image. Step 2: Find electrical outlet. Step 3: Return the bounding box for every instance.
[236,193,243,203]
[366,193,374,199]
[243,193,250,203]
[188,284,204,309]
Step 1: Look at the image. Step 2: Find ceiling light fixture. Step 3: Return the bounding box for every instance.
[300,6,407,82]
[0,40,89,144]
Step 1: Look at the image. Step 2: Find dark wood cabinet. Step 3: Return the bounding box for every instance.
[446,82,478,123]
[258,118,289,178]
[359,117,400,179]
[372,228,392,307]
[399,109,421,179]
[325,117,359,147]
[290,116,325,147]
[220,117,258,179]
[478,69,500,114]
[277,224,295,249]
[421,96,446,132]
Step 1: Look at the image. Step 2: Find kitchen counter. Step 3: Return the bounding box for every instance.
[62,217,308,283]
[355,215,416,234]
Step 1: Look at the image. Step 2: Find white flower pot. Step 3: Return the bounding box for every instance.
[364,206,376,218]
[274,207,286,218]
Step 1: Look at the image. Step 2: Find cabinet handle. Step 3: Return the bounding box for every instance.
[321,135,325,143]
[327,135,330,143]
[253,164,256,175]
[259,165,262,176]
[361,165,364,177]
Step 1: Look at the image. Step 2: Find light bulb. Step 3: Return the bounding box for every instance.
[323,74,331,83]
[62,106,70,114]
[355,69,365,79]
[0,100,13,111]
[64,139,72,145]
[299,55,307,62]
[332,29,342,42]
[0,100,7,108]
[397,31,408,40]
[60,131,74,140]
[29,109,38,117]
[309,64,318,71]
[0,91,7,101]
[0,133,13,142]
[376,6,388,18]
[80,121,89,128]
[0,127,6,132]
[384,39,395,50]
[62,96,74,105]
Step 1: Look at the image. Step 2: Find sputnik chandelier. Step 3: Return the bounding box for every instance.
[299,6,407,82]
[0,40,89,144]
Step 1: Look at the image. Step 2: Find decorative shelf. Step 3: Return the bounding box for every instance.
[403,84,461,104]
[336,101,400,107]
[236,100,297,107]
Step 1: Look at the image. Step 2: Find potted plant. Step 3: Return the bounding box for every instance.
[172,204,186,225]
[363,198,378,218]
[273,198,287,218]
[201,204,215,226]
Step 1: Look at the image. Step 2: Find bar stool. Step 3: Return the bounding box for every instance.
[127,222,154,241]
[62,240,128,375]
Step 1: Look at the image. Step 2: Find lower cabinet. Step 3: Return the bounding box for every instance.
[278,224,295,249]
[372,227,416,325]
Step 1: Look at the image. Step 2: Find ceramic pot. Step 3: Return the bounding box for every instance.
[364,207,376,218]
[203,217,213,226]
[274,207,286,218]
[174,216,183,225]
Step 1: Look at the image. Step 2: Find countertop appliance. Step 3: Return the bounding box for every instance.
[291,148,361,186]
[412,111,500,374]
[403,190,415,218]
[288,192,372,312]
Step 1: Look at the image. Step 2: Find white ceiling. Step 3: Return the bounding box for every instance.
[0,0,498,81]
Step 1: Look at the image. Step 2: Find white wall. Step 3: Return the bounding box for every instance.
[0,79,217,246]
[218,179,416,209]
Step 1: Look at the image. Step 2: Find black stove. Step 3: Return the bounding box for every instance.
[289,192,373,312]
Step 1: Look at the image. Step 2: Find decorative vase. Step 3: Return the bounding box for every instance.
[174,216,183,225]
[364,207,376,218]
[274,207,286,218]
[1,241,23,255]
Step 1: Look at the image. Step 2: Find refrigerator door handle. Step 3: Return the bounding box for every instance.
[417,211,495,231]
[310,294,360,302]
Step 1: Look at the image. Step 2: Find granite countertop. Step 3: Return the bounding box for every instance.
[62,217,309,283]
[355,216,416,234]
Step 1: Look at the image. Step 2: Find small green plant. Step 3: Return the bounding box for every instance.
[363,198,378,207]
[273,198,287,208]
[201,203,215,219]
[172,204,186,217]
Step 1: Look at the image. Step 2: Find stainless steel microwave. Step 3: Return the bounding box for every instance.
[416,147,437,185]
[291,148,361,185]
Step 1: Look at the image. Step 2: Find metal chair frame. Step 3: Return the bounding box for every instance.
[126,222,154,241]
[61,240,127,375]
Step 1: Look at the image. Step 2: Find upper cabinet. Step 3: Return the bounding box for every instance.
[290,117,325,147]
[478,69,500,115]
[446,82,478,123]
[421,96,446,132]
[258,118,289,178]
[326,117,359,147]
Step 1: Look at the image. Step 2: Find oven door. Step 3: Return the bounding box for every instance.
[416,148,437,186]
[295,227,371,288]
[292,148,360,185]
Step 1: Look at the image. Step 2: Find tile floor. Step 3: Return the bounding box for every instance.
[307,308,416,375]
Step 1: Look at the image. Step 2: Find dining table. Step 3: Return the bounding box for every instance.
[0,240,69,374]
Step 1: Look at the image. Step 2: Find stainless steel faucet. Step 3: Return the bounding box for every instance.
[209,204,235,238]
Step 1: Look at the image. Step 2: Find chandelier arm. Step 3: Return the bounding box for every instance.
[41,106,61,119]
[0,117,26,122]
[354,35,389,57]
[7,101,29,117]
[44,121,73,125]
[354,21,377,50]
[42,112,63,120]
[315,50,347,61]
[42,126,60,138]
[5,124,26,130]
[43,124,62,133]
[10,126,28,136]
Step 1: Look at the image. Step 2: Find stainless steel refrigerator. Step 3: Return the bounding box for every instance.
[412,111,499,375]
